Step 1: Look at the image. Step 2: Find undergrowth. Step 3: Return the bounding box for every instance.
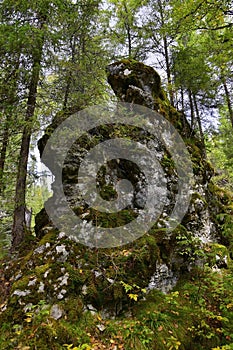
[0,265,233,350]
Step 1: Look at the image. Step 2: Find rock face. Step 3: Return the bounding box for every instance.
[35,59,231,279]
[106,60,161,109]
[106,59,192,138]
[106,60,218,244]
[1,60,232,336]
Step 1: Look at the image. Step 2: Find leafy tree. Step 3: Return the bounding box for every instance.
[0,0,108,249]
[164,0,233,160]
[107,0,149,59]
[49,0,108,110]
[171,33,215,155]
[146,0,175,105]
[3,0,49,249]
[209,32,233,129]
[169,0,233,118]
[0,14,22,194]
[169,0,233,33]
[207,112,233,190]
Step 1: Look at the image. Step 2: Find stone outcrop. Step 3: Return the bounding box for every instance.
[1,60,232,335]
[33,59,232,287]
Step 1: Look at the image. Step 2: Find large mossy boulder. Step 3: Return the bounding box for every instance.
[1,60,233,350]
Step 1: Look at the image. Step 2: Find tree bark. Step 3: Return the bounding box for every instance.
[123,3,132,58]
[163,35,174,106]
[63,36,76,110]
[223,79,233,129]
[11,15,46,250]
[126,23,132,58]
[158,0,174,107]
[0,125,9,194]
[193,94,207,159]
[180,86,184,112]
[0,58,20,194]
[188,89,195,131]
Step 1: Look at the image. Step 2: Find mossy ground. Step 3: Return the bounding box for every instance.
[1,264,233,349]
[0,226,233,350]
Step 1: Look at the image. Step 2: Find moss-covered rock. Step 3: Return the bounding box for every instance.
[106,59,192,137]
[1,59,233,349]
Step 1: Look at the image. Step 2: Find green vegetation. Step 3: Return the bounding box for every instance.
[1,258,233,349]
[0,0,233,349]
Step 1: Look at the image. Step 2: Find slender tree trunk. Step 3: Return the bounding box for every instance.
[63,75,72,110]
[180,86,184,112]
[63,36,76,110]
[0,58,20,194]
[163,35,174,106]
[158,0,174,106]
[223,79,233,129]
[123,3,132,58]
[193,94,207,159]
[11,16,46,250]
[0,125,9,194]
[188,89,195,131]
[126,23,132,58]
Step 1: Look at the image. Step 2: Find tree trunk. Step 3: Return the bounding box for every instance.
[0,58,20,194]
[188,89,195,132]
[193,94,207,159]
[180,86,184,112]
[126,23,132,58]
[63,36,76,110]
[11,16,46,250]
[0,125,9,194]
[158,0,174,106]
[123,3,132,58]
[223,79,233,129]
[163,35,174,107]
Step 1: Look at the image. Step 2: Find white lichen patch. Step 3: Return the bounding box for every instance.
[147,263,178,294]
[58,231,66,240]
[23,303,33,312]
[28,278,37,287]
[13,289,31,297]
[50,304,63,320]
[123,68,131,76]
[55,244,69,261]
[82,284,87,295]
[85,304,97,315]
[38,282,45,293]
[15,273,22,281]
[57,289,67,300]
[44,269,50,278]
[107,278,114,284]
[57,272,69,286]
[34,245,46,255]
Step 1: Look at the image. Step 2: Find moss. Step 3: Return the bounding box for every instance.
[204,243,230,268]
[160,152,176,176]
[208,182,233,206]
[35,263,50,276]
[16,232,37,256]
[38,229,58,246]
[107,59,161,102]
[65,263,89,291]
[149,227,168,243]
[2,263,233,349]
[191,192,207,204]
[62,297,84,322]
[11,275,32,292]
